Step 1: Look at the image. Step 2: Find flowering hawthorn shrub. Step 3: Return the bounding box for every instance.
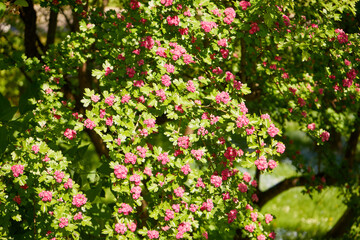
[1,0,360,239]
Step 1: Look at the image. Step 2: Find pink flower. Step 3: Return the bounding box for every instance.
[105,67,113,76]
[200,199,213,212]
[196,178,206,188]
[164,63,175,73]
[11,165,24,177]
[320,131,330,142]
[265,214,273,224]
[54,170,65,183]
[84,119,96,130]
[158,152,170,165]
[161,74,171,87]
[64,128,77,140]
[218,39,227,47]
[64,178,73,189]
[114,165,128,179]
[167,15,180,26]
[249,22,259,34]
[276,142,285,154]
[254,156,268,170]
[178,136,190,149]
[244,224,255,232]
[161,0,173,7]
[156,47,167,58]
[124,152,137,165]
[127,222,137,232]
[172,204,180,212]
[227,209,238,223]
[143,167,152,176]
[91,94,100,102]
[268,160,277,169]
[137,146,147,158]
[118,203,133,215]
[13,196,21,205]
[130,186,142,199]
[201,21,218,32]
[115,223,127,234]
[121,94,131,103]
[32,145,40,154]
[210,175,222,187]
[72,194,87,207]
[181,164,191,175]
[251,212,258,222]
[106,116,113,126]
[59,217,68,228]
[238,182,248,193]
[74,212,83,220]
[156,89,167,101]
[140,36,155,50]
[164,209,175,221]
[269,232,276,239]
[189,204,199,212]
[215,91,230,104]
[144,118,156,128]
[130,174,141,185]
[267,124,279,137]
[191,149,204,161]
[243,172,251,182]
[39,191,52,202]
[239,1,251,10]
[186,80,196,92]
[183,54,194,64]
[236,115,249,128]
[105,95,115,106]
[257,234,266,240]
[174,186,185,197]
[148,230,159,239]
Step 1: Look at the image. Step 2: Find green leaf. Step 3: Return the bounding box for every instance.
[0,93,17,122]
[0,3,6,18]
[264,12,274,28]
[14,0,29,7]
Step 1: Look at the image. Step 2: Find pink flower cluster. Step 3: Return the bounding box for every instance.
[223,8,236,24]
[249,22,260,34]
[176,222,191,239]
[130,174,141,185]
[320,131,330,142]
[124,152,137,165]
[39,191,52,202]
[114,164,128,179]
[144,118,156,128]
[227,209,238,223]
[11,165,24,177]
[267,124,279,137]
[104,94,115,106]
[118,203,133,215]
[54,170,65,183]
[130,186,142,199]
[236,115,249,128]
[158,152,170,165]
[210,175,222,187]
[215,91,230,104]
[200,199,213,212]
[191,149,204,160]
[161,74,171,87]
[201,21,218,32]
[84,119,96,130]
[167,15,180,26]
[178,136,190,149]
[164,209,175,221]
[335,28,348,44]
[59,217,68,228]
[239,1,251,10]
[148,230,159,239]
[64,128,77,140]
[72,194,87,207]
[174,186,185,197]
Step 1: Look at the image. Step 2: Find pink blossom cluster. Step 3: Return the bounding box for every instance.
[177,136,190,149]
[215,91,230,104]
[236,114,249,128]
[58,217,68,228]
[176,222,191,239]
[223,8,236,24]
[144,118,156,128]
[335,28,348,44]
[320,131,330,142]
[11,165,24,177]
[64,178,73,189]
[64,128,77,140]
[84,119,96,130]
[191,149,204,160]
[181,164,191,175]
[196,178,206,188]
[227,209,238,223]
[239,1,251,10]
[114,164,128,179]
[115,223,127,234]
[164,209,175,221]
[130,186,142,199]
[72,194,87,207]
[210,175,222,187]
[186,80,196,92]
[118,203,133,215]
[276,142,285,154]
[104,94,115,106]
[244,224,255,232]
[267,124,279,137]
[74,212,83,220]
[238,182,248,193]
[161,74,171,86]
[200,199,213,212]
[156,89,167,101]
[136,146,147,158]
[129,174,141,185]
[148,230,159,239]
[32,145,40,154]
[158,152,170,165]
[124,152,137,164]
[54,170,65,183]
[39,191,52,202]
[174,186,185,197]
[200,21,218,32]
[140,36,154,50]
[249,22,259,34]
[167,15,180,26]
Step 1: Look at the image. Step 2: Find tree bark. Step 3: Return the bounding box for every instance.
[46,9,58,50]
[326,207,356,238]
[20,0,40,58]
